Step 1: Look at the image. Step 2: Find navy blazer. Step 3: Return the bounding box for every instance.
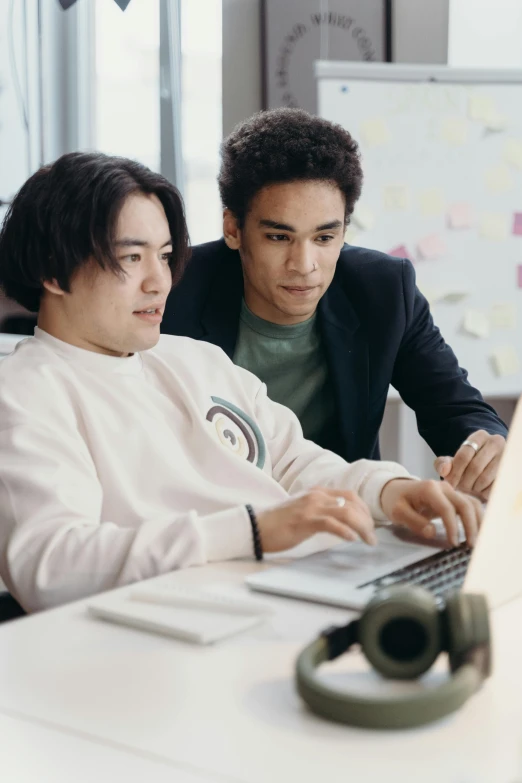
[161,239,507,462]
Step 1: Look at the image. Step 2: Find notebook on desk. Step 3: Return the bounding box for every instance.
[247,396,522,611]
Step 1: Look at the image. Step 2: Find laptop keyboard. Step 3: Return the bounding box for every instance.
[360,543,472,601]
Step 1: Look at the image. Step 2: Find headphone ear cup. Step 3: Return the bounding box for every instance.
[445,593,491,675]
[360,585,442,680]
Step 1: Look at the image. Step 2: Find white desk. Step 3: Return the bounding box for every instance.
[0,562,521,783]
[0,713,224,783]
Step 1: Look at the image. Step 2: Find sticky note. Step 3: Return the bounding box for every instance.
[440,117,468,146]
[417,287,446,306]
[479,214,509,241]
[462,309,490,339]
[417,287,468,306]
[484,110,508,132]
[383,185,409,211]
[352,205,375,231]
[513,213,522,236]
[491,346,521,377]
[503,139,522,169]
[360,119,390,148]
[468,93,496,122]
[518,265,522,288]
[388,244,410,260]
[447,202,474,230]
[443,291,469,304]
[490,303,516,329]
[485,165,513,194]
[419,189,445,216]
[416,233,447,261]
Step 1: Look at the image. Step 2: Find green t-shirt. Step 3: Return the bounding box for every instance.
[233,300,338,448]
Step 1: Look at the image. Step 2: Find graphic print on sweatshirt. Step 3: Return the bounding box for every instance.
[205,396,266,468]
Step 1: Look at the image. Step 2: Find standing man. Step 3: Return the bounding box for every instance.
[162,108,507,501]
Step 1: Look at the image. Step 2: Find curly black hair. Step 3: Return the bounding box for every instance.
[0,152,190,312]
[218,108,363,226]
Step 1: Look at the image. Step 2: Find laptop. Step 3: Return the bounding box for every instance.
[247,396,522,611]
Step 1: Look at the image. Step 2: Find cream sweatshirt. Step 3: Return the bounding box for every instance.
[0,328,411,612]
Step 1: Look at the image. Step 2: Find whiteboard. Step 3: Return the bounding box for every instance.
[316,62,522,398]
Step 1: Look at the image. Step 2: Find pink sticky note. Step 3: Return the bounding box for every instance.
[518,265,522,288]
[388,244,410,259]
[513,213,522,236]
[416,233,447,261]
[448,202,474,230]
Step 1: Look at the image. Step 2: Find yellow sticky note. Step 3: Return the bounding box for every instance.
[485,165,513,194]
[382,185,409,211]
[479,214,509,241]
[468,93,496,122]
[490,303,516,329]
[503,138,522,169]
[419,188,445,216]
[417,286,446,306]
[484,110,508,132]
[352,205,375,231]
[462,309,490,339]
[360,119,390,148]
[491,345,521,377]
[440,116,468,146]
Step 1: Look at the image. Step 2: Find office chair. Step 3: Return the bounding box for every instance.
[0,592,26,623]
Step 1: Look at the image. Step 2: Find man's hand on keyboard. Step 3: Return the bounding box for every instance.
[255,488,378,553]
[379,478,483,547]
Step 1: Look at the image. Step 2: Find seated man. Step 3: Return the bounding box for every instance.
[0,153,481,613]
[162,109,507,501]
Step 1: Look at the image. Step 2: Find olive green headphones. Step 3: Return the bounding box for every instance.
[295,585,491,730]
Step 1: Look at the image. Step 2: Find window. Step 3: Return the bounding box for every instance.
[93,0,222,244]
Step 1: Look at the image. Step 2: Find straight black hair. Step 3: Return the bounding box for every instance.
[0,152,190,312]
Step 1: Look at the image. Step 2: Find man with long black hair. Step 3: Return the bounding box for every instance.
[0,152,482,613]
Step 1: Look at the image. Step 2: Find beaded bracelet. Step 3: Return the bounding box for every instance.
[245,504,263,561]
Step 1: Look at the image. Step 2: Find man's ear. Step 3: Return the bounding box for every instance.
[223,209,241,250]
[42,278,65,297]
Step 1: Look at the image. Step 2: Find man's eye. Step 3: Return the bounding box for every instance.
[161,253,173,263]
[124,254,140,262]
[266,234,289,242]
[316,235,335,243]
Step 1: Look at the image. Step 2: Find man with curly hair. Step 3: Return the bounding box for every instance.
[0,152,484,613]
[162,108,507,500]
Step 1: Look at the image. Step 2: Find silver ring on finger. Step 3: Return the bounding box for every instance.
[335,496,346,508]
[461,439,480,454]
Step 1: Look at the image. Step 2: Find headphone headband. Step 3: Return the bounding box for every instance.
[295,587,491,730]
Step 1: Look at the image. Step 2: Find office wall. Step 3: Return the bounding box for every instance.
[222,0,450,135]
[0,2,34,325]
[222,0,262,136]
[392,0,449,64]
[449,0,522,68]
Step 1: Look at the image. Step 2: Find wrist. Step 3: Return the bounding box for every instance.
[380,477,416,517]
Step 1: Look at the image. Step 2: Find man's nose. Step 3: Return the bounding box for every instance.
[287,243,316,275]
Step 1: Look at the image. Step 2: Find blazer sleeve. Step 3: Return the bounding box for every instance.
[390,259,508,457]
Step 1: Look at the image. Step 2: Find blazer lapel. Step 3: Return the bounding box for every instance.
[200,244,244,359]
[318,282,370,462]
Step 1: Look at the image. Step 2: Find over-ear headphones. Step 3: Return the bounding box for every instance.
[295,585,491,729]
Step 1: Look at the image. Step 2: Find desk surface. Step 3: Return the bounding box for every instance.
[0,561,521,783]
[0,712,225,783]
